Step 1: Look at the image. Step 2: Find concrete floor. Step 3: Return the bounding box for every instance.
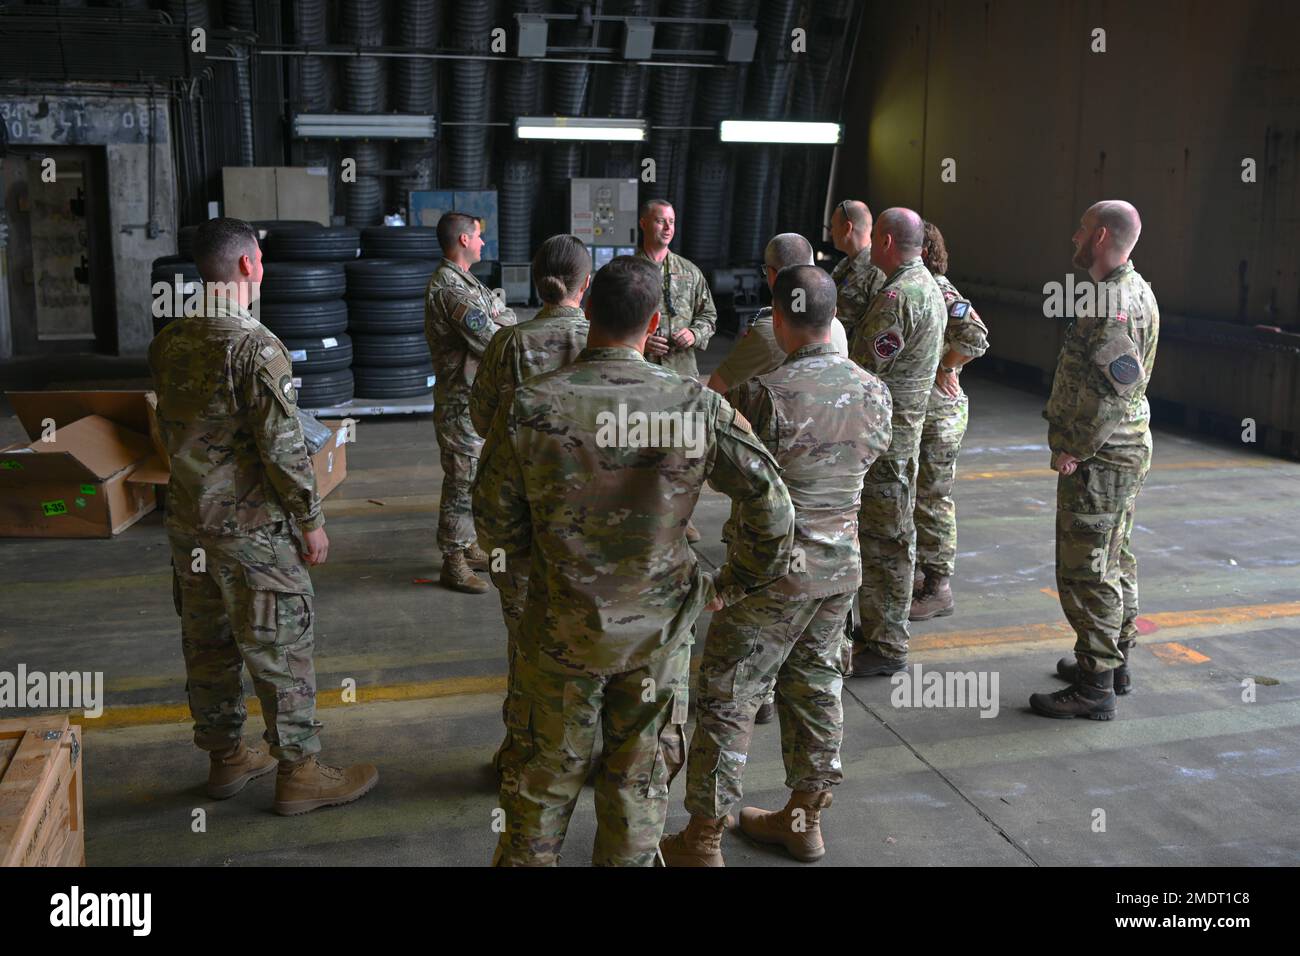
[3,335,1299,867]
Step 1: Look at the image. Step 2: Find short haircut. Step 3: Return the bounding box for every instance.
[192,217,259,283]
[589,255,660,338]
[532,234,592,304]
[436,211,480,253]
[1089,200,1142,255]
[638,199,673,221]
[921,221,949,276]
[773,265,836,330]
[764,232,814,270]
[838,199,871,232]
[877,207,924,254]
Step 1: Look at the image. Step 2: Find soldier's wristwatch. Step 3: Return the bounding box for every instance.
[940,363,960,374]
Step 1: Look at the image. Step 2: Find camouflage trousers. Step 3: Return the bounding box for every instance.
[915,393,969,578]
[167,523,321,762]
[494,641,690,866]
[434,404,481,554]
[490,570,527,774]
[1056,458,1148,671]
[685,590,853,819]
[857,455,920,660]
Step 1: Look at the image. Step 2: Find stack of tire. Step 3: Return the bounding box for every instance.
[345,227,442,401]
[258,225,362,409]
[150,255,201,338]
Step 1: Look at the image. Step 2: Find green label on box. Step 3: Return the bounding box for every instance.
[42,499,68,517]
[80,484,96,494]
[0,460,21,470]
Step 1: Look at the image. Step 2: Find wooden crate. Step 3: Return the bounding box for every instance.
[0,716,85,867]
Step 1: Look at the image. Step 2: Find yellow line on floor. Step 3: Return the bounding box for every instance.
[74,599,1300,733]
[1148,642,1213,664]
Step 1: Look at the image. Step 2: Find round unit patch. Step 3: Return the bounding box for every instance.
[1109,354,1141,385]
[873,330,904,360]
[465,309,488,332]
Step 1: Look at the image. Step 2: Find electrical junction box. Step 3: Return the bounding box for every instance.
[570,179,639,262]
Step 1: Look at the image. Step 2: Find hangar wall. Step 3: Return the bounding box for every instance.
[835,0,1300,454]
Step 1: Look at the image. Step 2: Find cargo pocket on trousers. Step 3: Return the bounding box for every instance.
[499,693,536,797]
[1056,510,1120,583]
[646,690,687,799]
[242,565,314,666]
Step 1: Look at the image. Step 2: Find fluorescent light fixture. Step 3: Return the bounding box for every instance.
[719,120,841,145]
[294,113,438,140]
[515,117,647,142]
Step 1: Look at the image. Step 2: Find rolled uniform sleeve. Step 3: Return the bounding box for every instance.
[242,339,324,531]
[1049,321,1145,461]
[714,318,783,390]
[472,396,532,608]
[469,330,510,436]
[688,268,718,352]
[704,399,794,606]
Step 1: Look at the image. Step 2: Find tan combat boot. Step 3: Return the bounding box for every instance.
[464,542,492,571]
[272,755,379,816]
[207,740,277,799]
[659,814,730,867]
[909,574,954,621]
[912,567,925,599]
[440,550,488,593]
[685,520,702,544]
[739,789,833,862]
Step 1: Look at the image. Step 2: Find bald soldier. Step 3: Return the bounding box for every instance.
[1031,200,1159,720]
[828,199,888,344]
[150,217,377,815]
[425,211,517,594]
[474,256,794,866]
[848,208,946,676]
[660,266,892,867]
[706,233,850,397]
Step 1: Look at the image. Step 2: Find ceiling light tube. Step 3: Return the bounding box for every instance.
[719,120,841,144]
[515,117,647,142]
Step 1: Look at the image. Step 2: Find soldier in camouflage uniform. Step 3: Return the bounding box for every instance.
[707,232,848,727]
[661,266,892,867]
[150,218,377,815]
[847,208,947,676]
[1032,201,1159,720]
[829,199,888,344]
[635,200,717,538]
[468,235,592,773]
[473,256,794,866]
[910,223,991,621]
[425,212,517,594]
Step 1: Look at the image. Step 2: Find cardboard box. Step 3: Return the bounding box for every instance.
[0,392,159,538]
[0,716,85,867]
[1,391,350,538]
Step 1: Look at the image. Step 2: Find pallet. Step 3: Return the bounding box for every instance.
[0,716,85,867]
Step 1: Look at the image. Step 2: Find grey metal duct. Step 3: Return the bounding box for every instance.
[730,0,801,263]
[345,140,386,228]
[165,0,210,29]
[599,0,651,178]
[342,0,386,114]
[646,0,704,239]
[499,0,546,260]
[540,0,594,236]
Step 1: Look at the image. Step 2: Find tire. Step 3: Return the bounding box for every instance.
[352,363,435,399]
[258,299,349,337]
[360,226,441,260]
[263,226,361,262]
[295,368,355,408]
[347,297,425,334]
[150,258,201,338]
[151,256,201,284]
[283,332,353,373]
[259,262,347,302]
[350,331,431,367]
[251,219,323,242]
[344,259,436,299]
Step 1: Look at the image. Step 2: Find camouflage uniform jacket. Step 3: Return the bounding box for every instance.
[148,296,323,536]
[713,306,849,389]
[634,246,717,376]
[424,258,518,411]
[473,346,795,677]
[849,257,946,457]
[831,246,887,343]
[1044,261,1159,470]
[927,273,991,411]
[468,303,588,437]
[728,341,893,599]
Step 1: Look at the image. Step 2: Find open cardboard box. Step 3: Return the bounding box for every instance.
[1,391,349,538]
